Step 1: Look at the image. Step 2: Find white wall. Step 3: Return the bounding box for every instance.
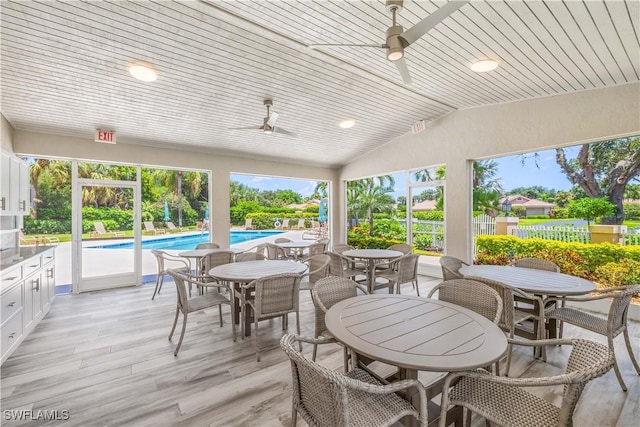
[1,114,14,153]
[13,131,340,247]
[340,83,640,262]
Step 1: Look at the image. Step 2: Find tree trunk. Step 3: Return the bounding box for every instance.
[368,209,374,237]
[602,185,625,225]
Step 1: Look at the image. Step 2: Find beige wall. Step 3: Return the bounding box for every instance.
[13,131,340,247]
[1,114,14,153]
[340,83,640,262]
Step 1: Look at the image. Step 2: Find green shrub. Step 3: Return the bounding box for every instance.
[347,232,403,249]
[245,212,316,229]
[624,203,640,220]
[592,260,640,288]
[23,218,70,234]
[550,208,569,219]
[413,210,444,221]
[475,235,640,287]
[526,215,551,219]
[511,206,526,217]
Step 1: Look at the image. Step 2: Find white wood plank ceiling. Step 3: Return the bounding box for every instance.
[1,0,638,168]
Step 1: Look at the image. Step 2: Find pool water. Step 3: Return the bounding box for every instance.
[89,231,283,251]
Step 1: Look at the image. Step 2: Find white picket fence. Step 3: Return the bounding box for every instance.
[512,225,591,243]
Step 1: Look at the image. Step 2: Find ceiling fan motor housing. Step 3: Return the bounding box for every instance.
[386,25,406,61]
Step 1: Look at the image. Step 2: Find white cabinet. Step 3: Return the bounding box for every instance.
[1,248,56,364]
[0,152,29,215]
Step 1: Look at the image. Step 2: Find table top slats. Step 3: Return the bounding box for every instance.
[341,298,429,325]
[346,305,451,336]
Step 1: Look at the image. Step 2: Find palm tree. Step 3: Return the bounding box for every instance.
[347,176,396,236]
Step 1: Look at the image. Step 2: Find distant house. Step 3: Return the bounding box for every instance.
[502,194,555,216]
[412,199,438,211]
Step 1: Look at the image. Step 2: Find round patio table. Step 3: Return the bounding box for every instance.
[209,260,308,336]
[275,241,316,260]
[342,249,403,293]
[326,294,507,427]
[178,248,244,273]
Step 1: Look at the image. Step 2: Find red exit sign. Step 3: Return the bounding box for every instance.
[95,129,116,144]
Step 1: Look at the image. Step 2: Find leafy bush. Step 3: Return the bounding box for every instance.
[592,260,640,288]
[245,212,316,229]
[567,197,615,224]
[511,206,526,217]
[526,215,551,219]
[624,203,640,220]
[347,232,404,249]
[230,201,263,225]
[550,208,569,219]
[413,210,444,221]
[82,207,133,230]
[23,218,70,234]
[475,235,640,288]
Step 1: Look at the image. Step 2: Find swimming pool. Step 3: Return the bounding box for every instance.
[90,231,283,251]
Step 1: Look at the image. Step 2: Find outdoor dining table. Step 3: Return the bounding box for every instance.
[459,264,596,339]
[208,260,308,336]
[178,247,244,273]
[275,241,316,260]
[342,249,403,293]
[325,294,507,427]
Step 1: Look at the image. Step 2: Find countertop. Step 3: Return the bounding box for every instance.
[1,246,55,271]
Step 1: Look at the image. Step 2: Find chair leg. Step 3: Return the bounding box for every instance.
[152,273,164,300]
[414,279,420,296]
[168,306,180,340]
[296,311,302,352]
[609,335,628,391]
[255,317,260,362]
[174,312,188,356]
[623,328,640,375]
[230,301,237,342]
[240,301,246,341]
[218,304,223,327]
[342,346,349,372]
[312,343,318,361]
[292,407,298,427]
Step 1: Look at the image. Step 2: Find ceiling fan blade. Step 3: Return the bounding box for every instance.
[267,111,279,127]
[394,57,412,84]
[399,1,469,46]
[273,127,297,137]
[228,126,262,130]
[309,43,386,49]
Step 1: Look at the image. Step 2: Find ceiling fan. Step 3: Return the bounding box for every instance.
[308,0,469,84]
[229,99,296,137]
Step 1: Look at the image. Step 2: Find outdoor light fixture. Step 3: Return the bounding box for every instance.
[339,119,355,129]
[502,198,512,216]
[129,64,157,82]
[386,24,405,61]
[470,59,499,72]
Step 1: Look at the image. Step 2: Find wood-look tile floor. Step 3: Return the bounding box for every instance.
[1,277,639,427]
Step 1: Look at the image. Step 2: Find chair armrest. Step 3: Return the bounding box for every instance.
[178,271,221,288]
[546,288,629,304]
[443,368,579,389]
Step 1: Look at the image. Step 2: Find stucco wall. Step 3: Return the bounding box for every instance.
[12,131,340,247]
[1,114,14,153]
[340,83,640,262]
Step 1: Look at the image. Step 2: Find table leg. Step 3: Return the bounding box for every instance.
[368,259,375,293]
[399,368,420,427]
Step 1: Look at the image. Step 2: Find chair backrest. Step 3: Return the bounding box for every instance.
[245,218,253,227]
[151,249,167,273]
[166,268,189,311]
[281,334,350,426]
[265,243,283,260]
[396,253,420,283]
[513,257,560,272]
[327,251,347,276]
[307,254,331,286]
[312,277,367,336]
[235,252,265,262]
[143,221,157,231]
[201,250,235,271]
[387,243,412,255]
[427,279,503,324]
[307,242,326,257]
[465,275,516,331]
[297,218,305,228]
[195,243,220,249]
[281,218,290,228]
[94,221,107,234]
[251,273,301,318]
[275,237,292,244]
[606,285,640,333]
[439,256,467,280]
[196,221,204,230]
[332,243,354,254]
[151,249,188,275]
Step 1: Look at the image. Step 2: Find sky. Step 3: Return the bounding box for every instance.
[231,145,582,198]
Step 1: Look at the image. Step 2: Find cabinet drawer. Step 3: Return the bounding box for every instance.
[1,310,23,358]
[1,266,22,291]
[1,284,23,324]
[23,257,42,278]
[42,251,55,266]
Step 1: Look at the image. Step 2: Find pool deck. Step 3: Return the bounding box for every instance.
[54,230,308,289]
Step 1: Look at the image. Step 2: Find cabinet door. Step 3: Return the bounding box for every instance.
[22,279,33,330]
[31,273,42,322]
[19,160,30,214]
[47,264,56,305]
[1,153,10,213]
[10,157,20,212]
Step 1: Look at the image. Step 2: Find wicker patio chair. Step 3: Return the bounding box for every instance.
[377,253,421,295]
[466,275,546,376]
[327,251,365,281]
[195,242,220,249]
[545,284,640,391]
[166,269,235,355]
[301,242,327,262]
[427,279,503,325]
[265,242,286,260]
[275,237,295,259]
[299,254,330,292]
[332,243,354,254]
[200,250,234,275]
[512,257,560,272]
[150,250,190,300]
[235,251,265,262]
[311,276,368,369]
[236,273,302,361]
[281,334,428,427]
[439,256,469,280]
[375,243,413,271]
[438,338,614,427]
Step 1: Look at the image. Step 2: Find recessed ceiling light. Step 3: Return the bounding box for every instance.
[339,119,355,129]
[129,64,157,82]
[470,59,499,72]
